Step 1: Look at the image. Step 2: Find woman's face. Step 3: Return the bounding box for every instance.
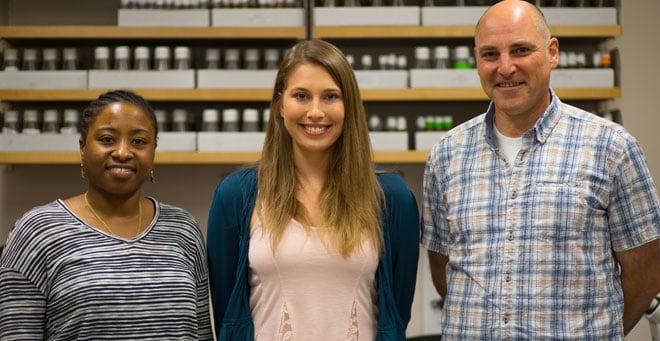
[80,102,156,197]
[280,63,345,160]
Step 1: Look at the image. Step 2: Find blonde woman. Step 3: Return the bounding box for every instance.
[207,39,419,340]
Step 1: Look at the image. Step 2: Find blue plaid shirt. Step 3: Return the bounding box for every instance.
[422,90,660,340]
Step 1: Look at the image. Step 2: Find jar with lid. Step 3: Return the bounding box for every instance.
[154,46,171,71]
[22,48,39,71]
[2,110,20,134]
[242,108,259,132]
[62,48,79,70]
[264,48,279,70]
[452,46,471,69]
[134,46,151,71]
[385,116,397,131]
[368,115,383,131]
[114,46,131,71]
[433,45,451,69]
[171,109,190,132]
[360,54,373,70]
[60,109,80,134]
[414,46,431,69]
[2,48,19,71]
[42,48,59,71]
[244,49,260,70]
[205,48,221,69]
[22,110,41,134]
[154,109,169,132]
[224,49,240,70]
[42,109,60,133]
[202,109,220,132]
[174,46,192,70]
[222,108,239,132]
[94,46,111,70]
[262,108,270,131]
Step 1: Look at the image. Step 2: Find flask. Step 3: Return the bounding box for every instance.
[2,48,19,71]
[154,109,169,132]
[222,108,239,132]
[42,109,60,133]
[244,48,260,70]
[414,46,431,69]
[205,48,221,69]
[114,46,131,71]
[2,110,20,134]
[174,46,192,70]
[452,46,471,69]
[42,48,59,71]
[134,46,151,71]
[201,108,220,132]
[60,109,80,134]
[264,48,279,70]
[62,48,79,70]
[94,46,111,70]
[224,49,240,70]
[22,48,39,71]
[154,46,171,71]
[171,109,190,132]
[433,46,451,69]
[22,109,41,134]
[242,108,259,132]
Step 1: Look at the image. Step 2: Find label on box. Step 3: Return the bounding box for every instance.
[415,131,447,151]
[88,70,195,89]
[314,7,420,26]
[0,71,87,89]
[421,6,488,26]
[550,68,614,88]
[157,132,197,151]
[354,70,409,89]
[197,70,276,89]
[410,69,480,88]
[369,132,408,151]
[211,8,304,27]
[0,133,79,152]
[197,132,265,152]
[118,9,210,27]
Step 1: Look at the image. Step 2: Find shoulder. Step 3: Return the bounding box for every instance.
[217,168,257,193]
[377,171,410,195]
[156,200,197,224]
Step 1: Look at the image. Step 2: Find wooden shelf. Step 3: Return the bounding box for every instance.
[0,26,306,39]
[0,87,620,102]
[0,151,430,165]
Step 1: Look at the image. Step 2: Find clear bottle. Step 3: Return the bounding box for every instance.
[171,109,190,132]
[600,51,611,68]
[264,48,279,70]
[134,46,151,71]
[262,108,270,131]
[396,115,407,132]
[201,108,220,132]
[244,48,260,70]
[415,115,427,132]
[378,54,389,70]
[558,50,568,69]
[3,48,19,71]
[414,46,431,69]
[154,46,171,71]
[2,110,20,134]
[22,48,39,71]
[22,109,41,134]
[433,45,451,69]
[368,115,383,131]
[345,54,355,68]
[205,48,221,69]
[174,46,192,70]
[396,55,408,70]
[42,109,60,133]
[361,54,373,70]
[224,49,240,70]
[114,46,131,71]
[242,108,259,132]
[94,46,111,70]
[222,108,239,132]
[62,48,79,70]
[452,46,471,69]
[385,116,397,131]
[42,48,59,71]
[154,109,169,132]
[60,109,80,134]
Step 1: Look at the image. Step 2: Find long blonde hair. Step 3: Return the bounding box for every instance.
[256,39,384,258]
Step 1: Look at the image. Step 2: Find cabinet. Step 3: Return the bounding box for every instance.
[0,2,621,165]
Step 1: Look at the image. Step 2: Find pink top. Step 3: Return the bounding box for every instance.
[249,219,379,341]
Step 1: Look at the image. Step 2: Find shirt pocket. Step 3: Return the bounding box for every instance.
[529,181,586,242]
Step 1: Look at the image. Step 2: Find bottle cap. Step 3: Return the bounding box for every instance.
[203,108,220,122]
[4,110,19,122]
[154,109,167,123]
[63,48,78,61]
[134,46,150,59]
[415,46,431,59]
[264,48,279,62]
[155,46,171,60]
[43,48,58,61]
[172,109,188,123]
[3,48,18,61]
[244,48,259,62]
[114,46,130,59]
[225,49,240,61]
[243,108,258,122]
[44,109,59,123]
[63,109,79,122]
[453,46,470,59]
[95,46,110,59]
[223,108,238,122]
[174,46,191,59]
[23,48,38,61]
[23,109,39,121]
[206,48,220,61]
[434,46,450,59]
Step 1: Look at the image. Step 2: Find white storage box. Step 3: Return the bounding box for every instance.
[415,131,447,151]
[197,132,265,152]
[314,7,420,26]
[421,6,488,26]
[550,68,615,88]
[197,70,276,89]
[118,9,210,27]
[211,8,304,27]
[369,132,408,151]
[88,70,195,89]
[410,69,480,88]
[157,132,197,152]
[354,70,409,89]
[0,71,87,89]
[541,7,618,26]
[0,133,79,152]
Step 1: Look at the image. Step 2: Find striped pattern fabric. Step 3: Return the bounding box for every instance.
[422,92,660,339]
[0,199,212,340]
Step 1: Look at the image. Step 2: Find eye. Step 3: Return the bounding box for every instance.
[480,51,498,60]
[512,46,532,56]
[132,138,147,146]
[293,92,308,101]
[98,135,114,144]
[325,92,341,101]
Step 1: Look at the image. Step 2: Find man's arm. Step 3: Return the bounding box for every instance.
[428,250,449,298]
[615,238,660,335]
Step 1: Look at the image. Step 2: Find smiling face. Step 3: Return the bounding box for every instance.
[280,63,345,161]
[475,1,558,128]
[80,102,156,197]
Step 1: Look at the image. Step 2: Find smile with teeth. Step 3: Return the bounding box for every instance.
[498,81,523,88]
[108,167,134,174]
[302,125,329,135]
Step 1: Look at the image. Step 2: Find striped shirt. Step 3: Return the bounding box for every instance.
[422,91,660,340]
[0,198,212,340]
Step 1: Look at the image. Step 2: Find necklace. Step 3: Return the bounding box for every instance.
[84,192,142,237]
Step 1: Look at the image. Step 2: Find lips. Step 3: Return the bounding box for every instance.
[106,165,136,177]
[301,124,330,136]
[497,81,524,88]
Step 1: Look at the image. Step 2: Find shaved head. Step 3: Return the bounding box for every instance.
[475,0,551,44]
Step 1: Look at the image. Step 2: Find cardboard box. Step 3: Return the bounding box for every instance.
[157,132,197,152]
[550,68,615,88]
[118,9,210,27]
[0,133,79,152]
[88,70,195,89]
[421,6,488,26]
[354,70,409,89]
[196,70,276,89]
[197,132,265,152]
[369,132,408,151]
[415,131,447,151]
[541,7,618,26]
[211,8,304,27]
[410,69,480,88]
[0,71,87,89]
[314,7,420,26]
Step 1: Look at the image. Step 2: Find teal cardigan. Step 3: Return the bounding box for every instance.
[207,168,419,340]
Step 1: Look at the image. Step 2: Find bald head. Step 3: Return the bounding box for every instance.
[475,0,551,44]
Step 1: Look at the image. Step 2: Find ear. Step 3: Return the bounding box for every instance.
[548,37,559,69]
[79,137,85,157]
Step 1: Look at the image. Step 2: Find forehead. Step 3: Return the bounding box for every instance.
[92,102,151,128]
[475,6,545,47]
[286,63,338,88]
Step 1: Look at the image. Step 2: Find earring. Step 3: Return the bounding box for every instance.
[80,162,85,180]
[149,169,156,183]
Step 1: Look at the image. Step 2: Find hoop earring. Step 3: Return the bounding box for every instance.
[149,169,156,183]
[80,162,85,180]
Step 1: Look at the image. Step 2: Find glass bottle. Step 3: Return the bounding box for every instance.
[452,46,471,69]
[94,46,111,70]
[154,46,171,71]
[433,45,451,69]
[264,48,279,70]
[396,115,407,132]
[222,108,239,132]
[22,109,41,134]
[224,49,240,70]
[205,48,221,69]
[262,108,270,131]
[42,48,59,71]
[415,115,427,132]
[414,46,431,69]
[60,109,80,134]
[42,109,60,133]
[242,108,259,132]
[368,115,383,131]
[62,48,79,70]
[171,109,189,132]
[244,48,260,70]
[2,110,20,134]
[22,48,39,71]
[385,116,397,131]
[361,54,372,70]
[201,108,220,132]
[3,48,19,71]
[134,46,151,71]
[154,109,169,132]
[174,46,192,70]
[114,46,131,71]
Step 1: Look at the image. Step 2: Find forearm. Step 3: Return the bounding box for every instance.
[621,270,660,335]
[428,250,448,297]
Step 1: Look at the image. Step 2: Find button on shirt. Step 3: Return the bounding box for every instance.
[421,90,660,340]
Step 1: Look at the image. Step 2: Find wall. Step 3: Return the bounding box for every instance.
[1,1,659,339]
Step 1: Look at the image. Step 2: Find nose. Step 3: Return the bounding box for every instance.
[497,53,516,77]
[113,139,133,160]
[307,99,325,120]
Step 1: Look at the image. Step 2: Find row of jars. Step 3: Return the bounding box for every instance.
[319,0,615,7]
[2,109,80,135]
[120,0,301,9]
[158,107,270,132]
